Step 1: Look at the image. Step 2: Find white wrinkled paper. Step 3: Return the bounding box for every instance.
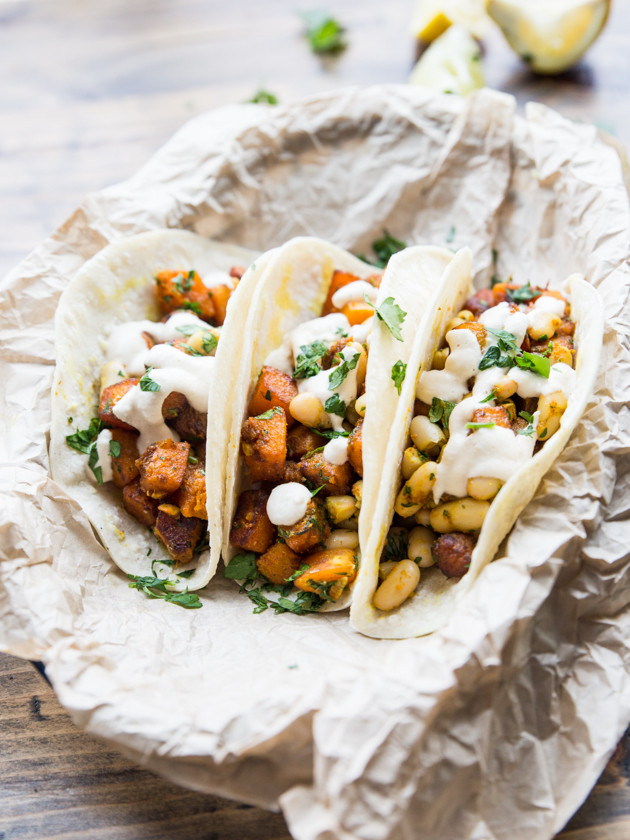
[1,86,629,840]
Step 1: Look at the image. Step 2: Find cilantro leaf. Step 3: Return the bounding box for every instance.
[127,575,202,609]
[202,333,218,355]
[247,589,270,613]
[466,422,495,430]
[65,417,103,455]
[324,394,346,418]
[224,552,258,582]
[293,341,328,379]
[285,563,310,583]
[428,397,456,430]
[372,296,406,342]
[254,407,284,420]
[478,344,513,371]
[328,352,360,390]
[109,440,121,458]
[370,230,407,268]
[306,427,349,439]
[247,89,279,105]
[506,282,537,303]
[300,10,347,54]
[479,389,496,404]
[139,367,161,392]
[391,360,406,395]
[515,351,550,378]
[383,529,407,562]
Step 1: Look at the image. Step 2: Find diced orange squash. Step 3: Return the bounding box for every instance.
[281,499,330,554]
[172,463,207,520]
[256,542,301,585]
[207,284,232,325]
[293,548,357,600]
[242,408,287,481]
[136,439,190,499]
[342,300,374,326]
[299,453,354,496]
[322,270,361,316]
[98,378,139,431]
[154,269,215,322]
[286,424,326,460]
[248,366,298,425]
[110,428,140,488]
[452,320,487,349]
[347,419,363,477]
[122,478,160,527]
[230,488,275,554]
[154,508,204,565]
[470,406,511,430]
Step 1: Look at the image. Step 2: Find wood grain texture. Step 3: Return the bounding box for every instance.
[1,0,629,837]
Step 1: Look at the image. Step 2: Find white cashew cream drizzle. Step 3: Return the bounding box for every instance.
[266,483,312,526]
[416,296,577,503]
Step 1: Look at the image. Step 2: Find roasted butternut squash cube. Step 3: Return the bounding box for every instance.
[242,407,287,482]
[154,269,215,322]
[206,284,232,326]
[347,419,363,477]
[299,453,354,496]
[170,400,207,443]
[470,406,511,430]
[122,477,160,527]
[98,378,139,431]
[110,428,140,488]
[154,508,204,565]
[281,498,330,554]
[248,366,298,425]
[286,424,326,460]
[172,463,207,520]
[136,439,190,499]
[293,548,357,600]
[256,542,301,585]
[322,270,361,316]
[230,488,275,554]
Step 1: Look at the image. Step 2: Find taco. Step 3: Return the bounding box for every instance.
[350,248,604,638]
[216,237,457,614]
[49,229,261,592]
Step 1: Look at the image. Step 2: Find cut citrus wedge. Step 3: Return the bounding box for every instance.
[409,25,486,95]
[487,0,610,74]
[410,0,492,42]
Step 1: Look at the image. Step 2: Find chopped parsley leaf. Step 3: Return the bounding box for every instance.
[139,367,161,392]
[391,360,406,395]
[328,352,360,390]
[324,393,346,418]
[370,230,407,268]
[428,397,456,430]
[466,422,495,430]
[300,10,347,54]
[293,340,328,379]
[247,89,279,105]
[368,296,406,342]
[506,282,537,303]
[127,574,202,609]
[109,440,121,458]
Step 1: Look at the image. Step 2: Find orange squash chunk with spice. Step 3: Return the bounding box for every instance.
[293,548,357,600]
[136,439,190,499]
[154,507,204,565]
[299,452,354,496]
[452,320,487,350]
[122,477,160,527]
[110,428,140,488]
[470,405,511,430]
[247,366,298,425]
[172,463,207,520]
[206,284,232,325]
[281,498,330,554]
[98,378,139,431]
[242,407,287,482]
[286,425,326,460]
[322,270,361,316]
[347,419,363,477]
[256,542,301,585]
[154,269,215,322]
[230,488,275,554]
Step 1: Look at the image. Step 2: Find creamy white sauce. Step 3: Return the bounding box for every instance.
[289,313,351,362]
[107,311,212,375]
[112,343,215,452]
[298,342,361,431]
[90,429,113,485]
[350,315,373,345]
[266,483,311,526]
[323,436,349,465]
[331,280,377,310]
[534,294,566,317]
[479,302,528,347]
[416,328,482,404]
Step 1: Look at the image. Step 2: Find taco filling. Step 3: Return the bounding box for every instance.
[373,280,577,612]
[65,264,245,568]
[226,268,385,613]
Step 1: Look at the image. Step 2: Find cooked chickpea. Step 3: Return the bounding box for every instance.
[467,476,502,501]
[394,461,438,517]
[402,446,426,480]
[352,479,363,509]
[354,393,367,418]
[527,311,561,341]
[494,377,517,400]
[548,341,573,366]
[430,497,490,533]
[456,309,474,322]
[325,495,357,524]
[414,508,432,527]
[373,560,421,611]
[325,529,360,550]
[409,415,445,456]
[408,526,435,567]
[289,392,325,427]
[536,391,568,441]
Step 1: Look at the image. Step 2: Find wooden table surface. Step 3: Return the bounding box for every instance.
[1,1,629,837]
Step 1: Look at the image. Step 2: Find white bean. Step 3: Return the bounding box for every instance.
[407,526,435,567]
[394,461,438,518]
[467,476,502,501]
[373,560,421,611]
[326,529,360,550]
[430,497,490,533]
[409,415,445,456]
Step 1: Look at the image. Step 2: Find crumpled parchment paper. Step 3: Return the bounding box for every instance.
[1,86,629,840]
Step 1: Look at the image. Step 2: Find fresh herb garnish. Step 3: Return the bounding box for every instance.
[506,282,537,303]
[466,422,495,430]
[224,552,258,582]
[367,296,406,342]
[446,225,456,244]
[428,397,456,430]
[479,389,496,404]
[293,341,328,379]
[247,89,279,105]
[139,367,161,392]
[391,360,406,395]
[127,574,202,609]
[306,427,349,439]
[109,440,121,458]
[254,407,284,420]
[479,328,550,378]
[515,351,550,378]
[202,333,218,354]
[519,410,534,423]
[285,564,310,583]
[324,394,346,418]
[328,352,360,390]
[300,10,347,54]
[182,300,202,316]
[383,530,407,562]
[370,230,407,268]
[66,417,103,455]
[188,454,199,465]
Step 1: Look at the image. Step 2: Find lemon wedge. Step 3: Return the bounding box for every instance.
[487,0,610,74]
[410,0,492,42]
[409,24,486,95]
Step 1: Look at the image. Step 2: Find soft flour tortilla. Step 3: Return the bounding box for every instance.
[351,265,604,639]
[210,237,456,611]
[49,229,259,591]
